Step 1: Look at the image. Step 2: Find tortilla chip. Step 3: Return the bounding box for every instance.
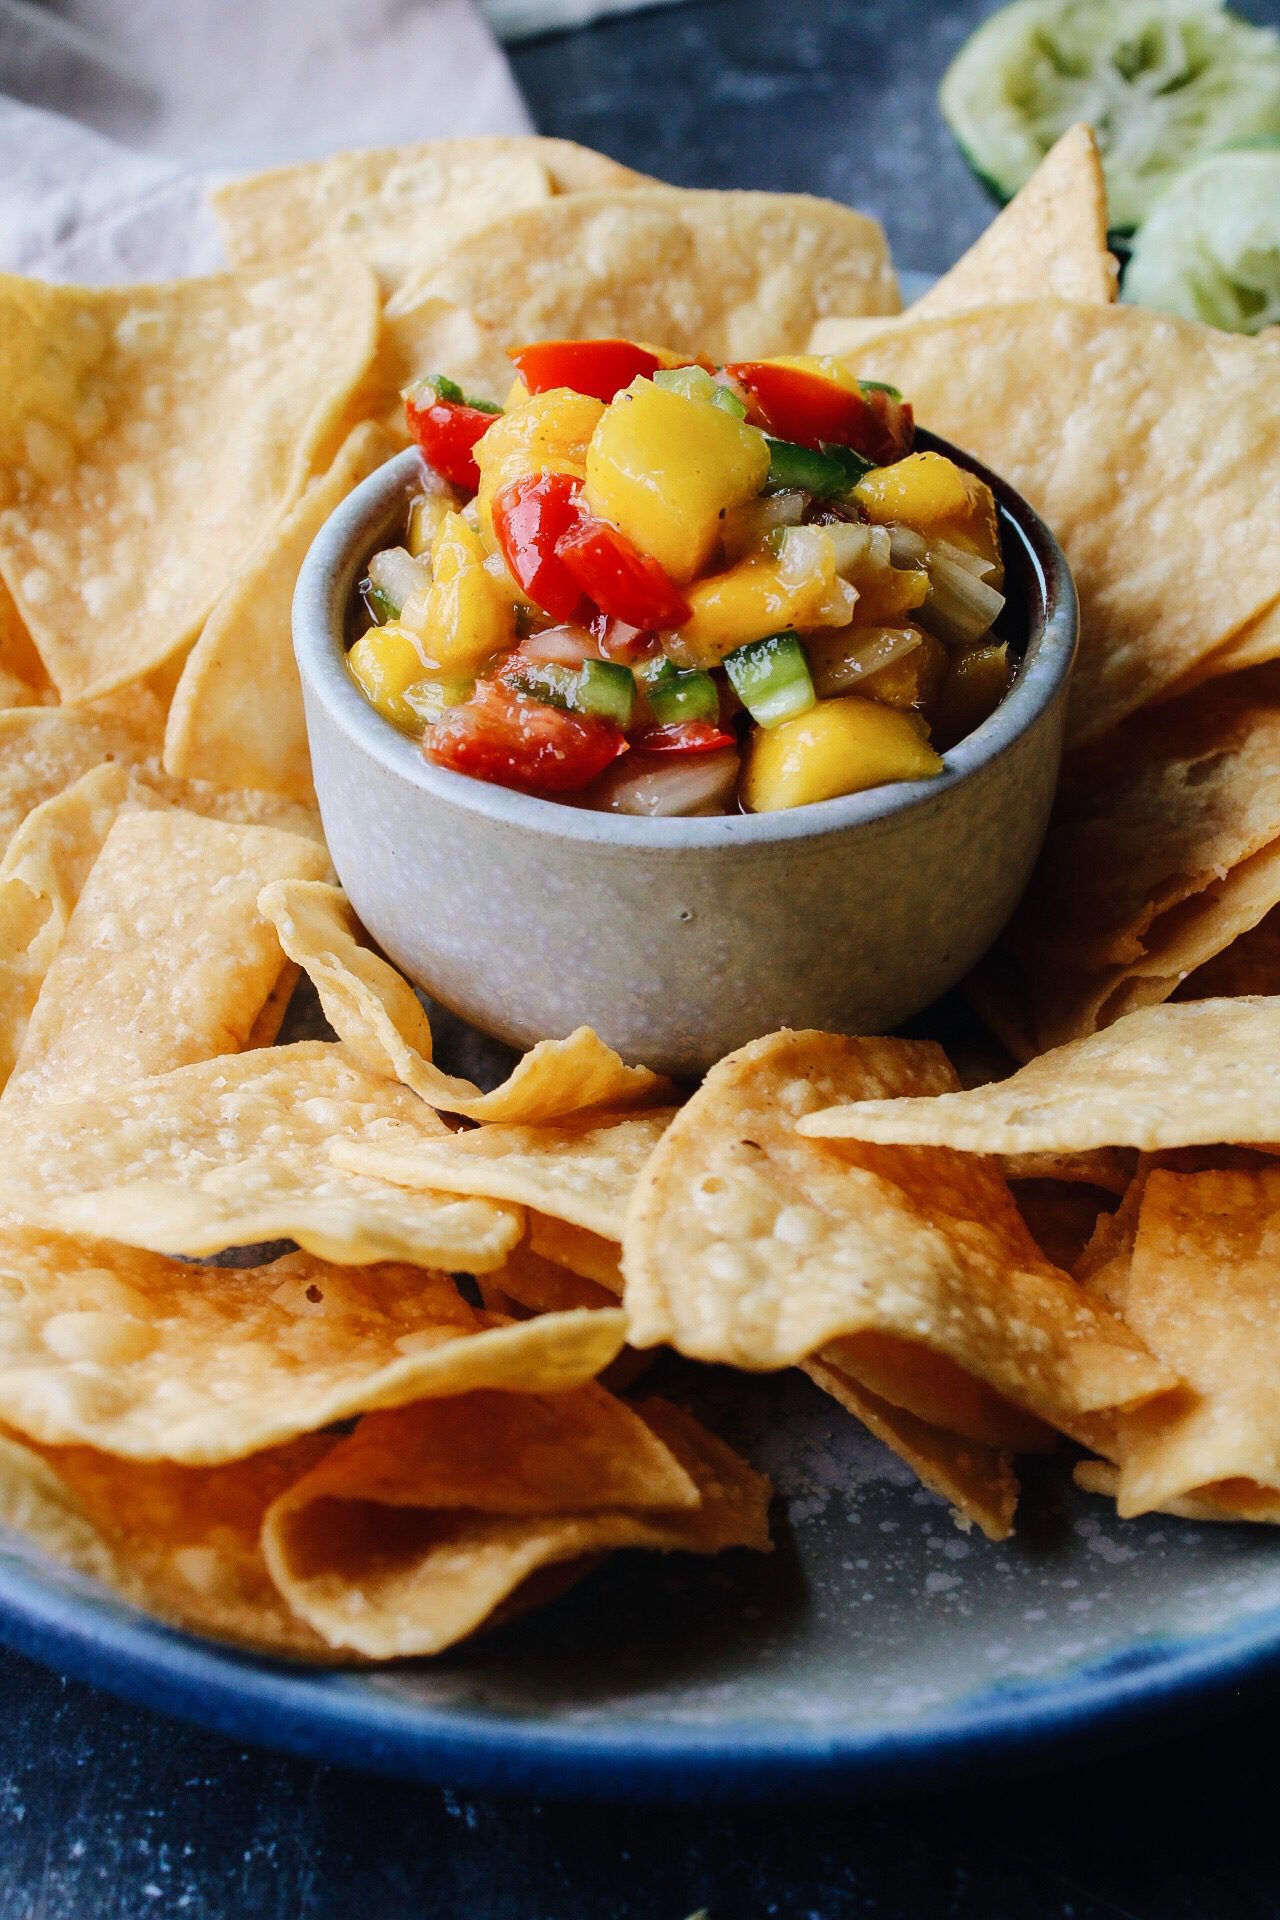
[164,422,399,802]
[213,136,649,294]
[830,302,1280,743]
[262,1395,770,1658]
[1175,905,1280,1000]
[0,1042,523,1269]
[999,1148,1135,1194]
[0,1427,334,1657]
[260,879,666,1122]
[1098,1168,1280,1519]
[1158,596,1280,700]
[623,1031,1170,1438]
[0,708,158,858]
[916,126,1116,318]
[0,762,140,1086]
[368,294,519,419]
[2,808,326,1111]
[800,999,1280,1154]
[0,577,53,706]
[526,1216,623,1294]
[0,1225,624,1462]
[485,1243,621,1317]
[0,256,379,701]
[334,1106,676,1241]
[819,1330,1054,1450]
[1073,1457,1280,1524]
[387,188,899,364]
[802,1354,1019,1541]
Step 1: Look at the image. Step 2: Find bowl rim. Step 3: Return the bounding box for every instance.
[293,431,1078,852]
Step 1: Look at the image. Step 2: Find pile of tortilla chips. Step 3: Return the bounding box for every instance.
[0,125,1278,1668]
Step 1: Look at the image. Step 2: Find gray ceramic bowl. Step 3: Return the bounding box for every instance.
[293,436,1076,1077]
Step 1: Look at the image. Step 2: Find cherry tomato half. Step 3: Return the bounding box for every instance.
[508,339,663,403]
[557,518,691,629]
[491,472,587,624]
[403,384,497,490]
[424,680,627,794]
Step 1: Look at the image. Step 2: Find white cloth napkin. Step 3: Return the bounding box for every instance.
[0,0,533,280]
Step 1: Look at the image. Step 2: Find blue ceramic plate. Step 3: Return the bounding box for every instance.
[4,268,1280,1800]
[3,1358,1280,1800]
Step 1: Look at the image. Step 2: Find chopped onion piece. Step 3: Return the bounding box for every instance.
[517,624,600,667]
[886,524,928,570]
[592,747,741,817]
[808,626,923,698]
[921,551,1006,647]
[776,523,836,588]
[824,520,893,579]
[367,546,431,616]
[930,535,1000,582]
[721,490,807,564]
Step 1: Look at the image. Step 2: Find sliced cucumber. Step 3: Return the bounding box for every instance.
[1124,143,1280,331]
[940,0,1280,233]
[724,634,816,730]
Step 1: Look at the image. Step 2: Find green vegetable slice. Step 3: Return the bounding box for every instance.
[764,438,872,498]
[939,0,1280,233]
[647,667,720,726]
[653,365,748,418]
[1124,143,1280,331]
[507,658,635,728]
[724,633,816,729]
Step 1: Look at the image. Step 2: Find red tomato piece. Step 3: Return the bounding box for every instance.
[491,472,587,623]
[403,387,497,490]
[557,518,691,629]
[633,720,737,755]
[724,362,869,451]
[424,680,627,794]
[509,339,663,403]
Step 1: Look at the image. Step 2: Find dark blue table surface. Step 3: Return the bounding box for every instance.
[5,2,1280,1913]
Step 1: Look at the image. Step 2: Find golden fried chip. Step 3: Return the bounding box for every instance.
[0,1428,334,1657]
[1012,1179,1117,1275]
[0,763,139,1085]
[625,1031,1170,1437]
[1158,596,1280,699]
[262,1395,770,1658]
[831,303,1280,742]
[164,422,398,802]
[0,256,379,701]
[999,1148,1135,1194]
[526,1215,623,1294]
[485,1244,621,1317]
[0,1225,625,1462]
[801,999,1280,1154]
[1175,905,1280,1000]
[0,1042,522,1268]
[0,708,158,858]
[387,188,899,364]
[819,1329,1053,1450]
[1100,1168,1280,1520]
[260,879,666,1122]
[1073,1457,1280,1524]
[914,125,1115,320]
[334,1105,676,1240]
[802,1354,1019,1541]
[3,809,326,1110]
[213,137,649,294]
[0,577,53,706]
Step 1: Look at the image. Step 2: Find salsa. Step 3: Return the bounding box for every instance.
[348,341,1012,814]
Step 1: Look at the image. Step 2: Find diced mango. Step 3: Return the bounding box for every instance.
[861,629,948,710]
[848,563,930,624]
[406,490,453,557]
[584,378,770,584]
[741,694,943,812]
[931,642,1012,750]
[347,623,431,731]
[856,453,1003,585]
[671,527,855,667]
[474,388,604,546]
[401,511,513,673]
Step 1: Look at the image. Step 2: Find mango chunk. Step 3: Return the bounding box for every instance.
[742,694,943,812]
[402,510,513,673]
[585,379,769,584]
[474,388,604,546]
[672,527,855,667]
[347,623,431,732]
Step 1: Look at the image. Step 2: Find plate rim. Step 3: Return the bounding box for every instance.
[3,1550,1279,1800]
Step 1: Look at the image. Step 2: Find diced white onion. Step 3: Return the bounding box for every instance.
[517,625,599,667]
[930,535,1000,581]
[921,551,1006,647]
[594,747,741,816]
[809,626,923,698]
[367,546,431,615]
[886,523,928,569]
[721,490,807,563]
[824,520,893,579]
